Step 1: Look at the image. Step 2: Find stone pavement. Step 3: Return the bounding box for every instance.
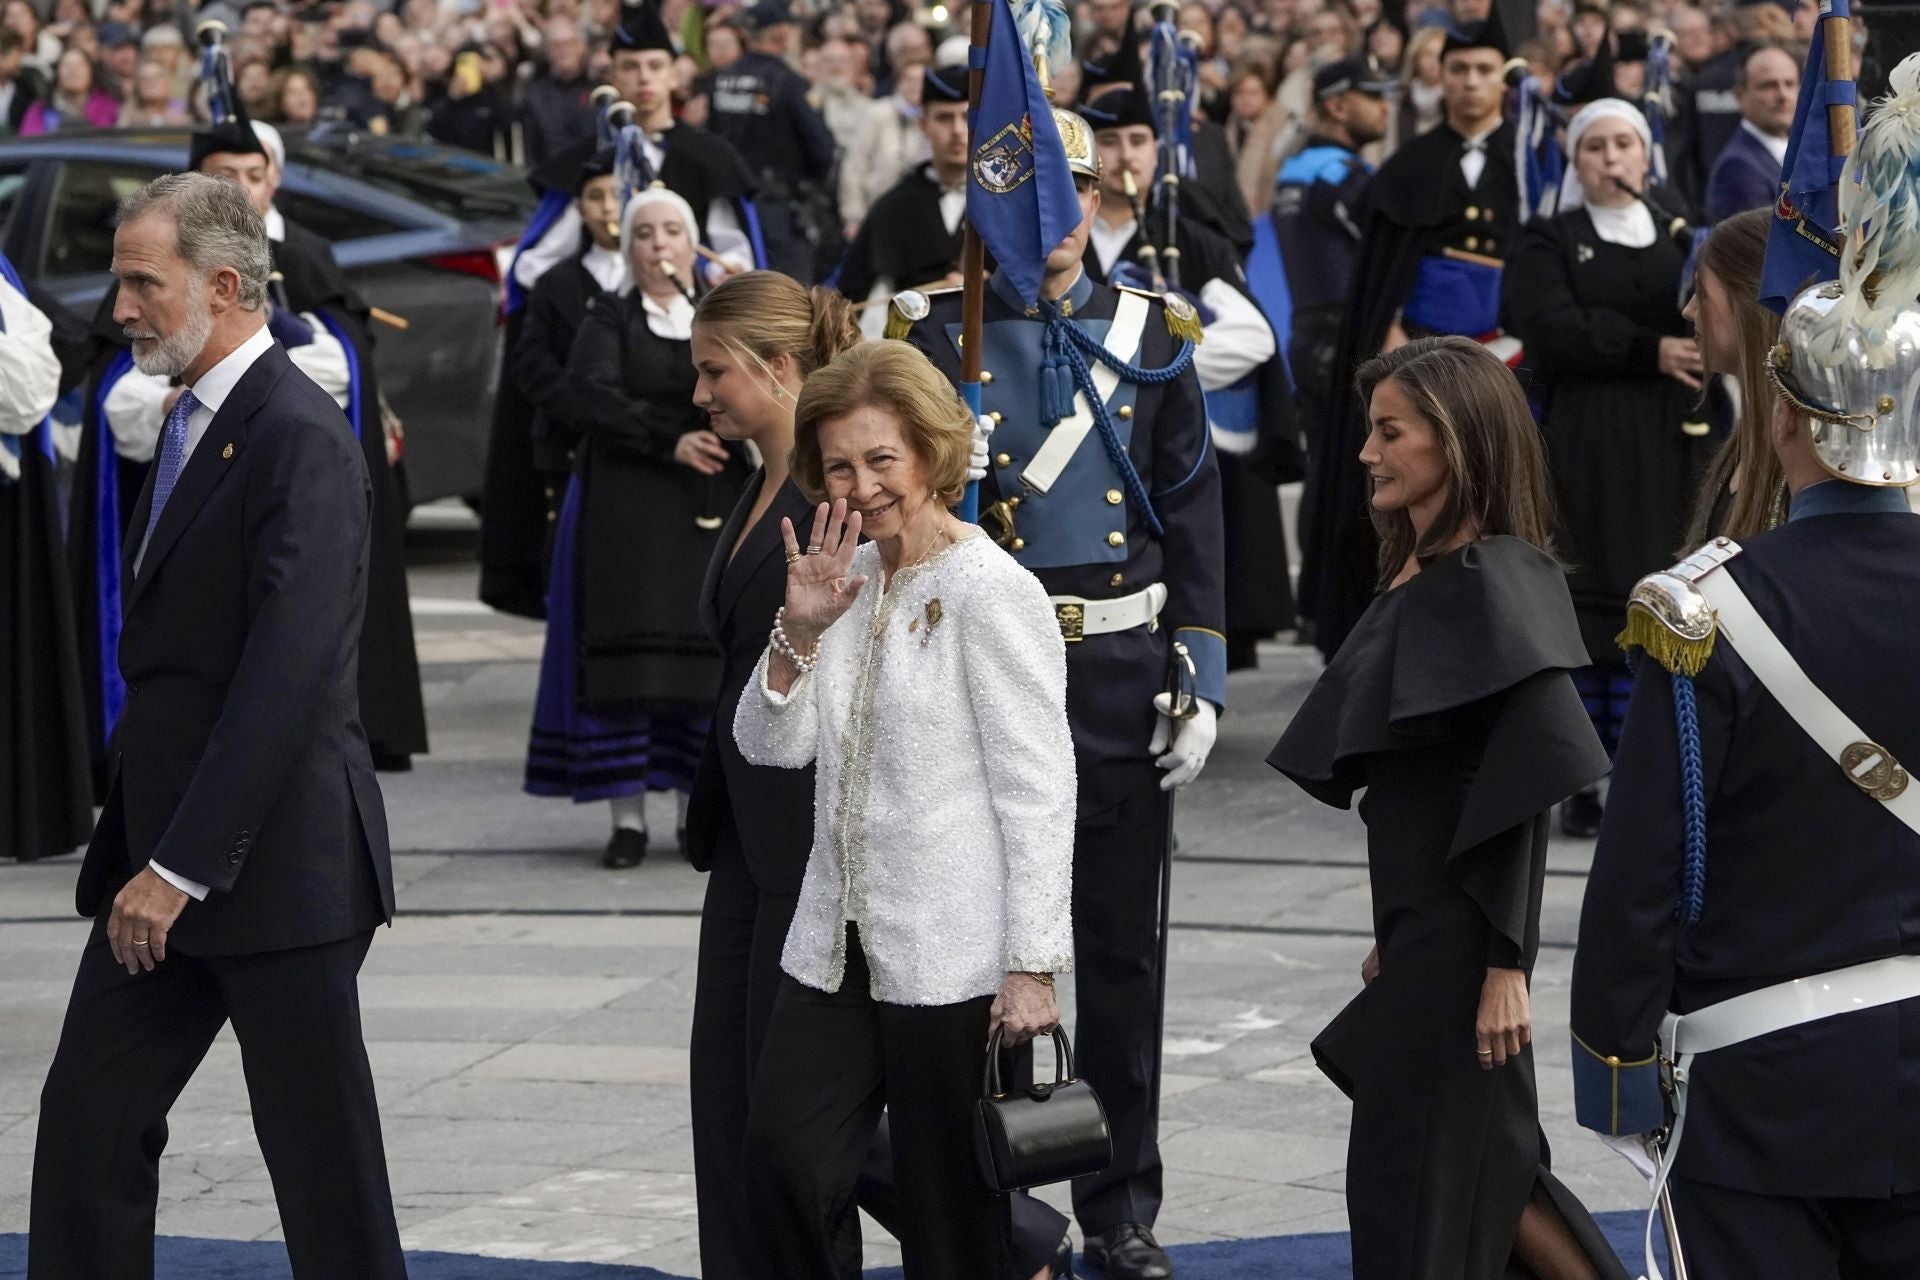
[0,508,1644,1275]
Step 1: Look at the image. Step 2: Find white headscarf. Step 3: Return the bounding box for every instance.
[619,186,702,337]
[250,119,285,174]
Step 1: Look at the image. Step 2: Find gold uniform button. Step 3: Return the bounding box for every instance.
[994,452,1012,467]
[1011,537,1026,551]
[1110,572,1124,587]
[1106,531,1124,547]
[981,370,994,385]
[1464,235,1480,252]
[990,411,1003,424]
[1117,405,1133,420]
[1465,205,1480,221]
[1105,489,1123,505]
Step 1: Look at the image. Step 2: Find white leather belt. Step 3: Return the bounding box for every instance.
[1695,565,1920,836]
[1021,290,1150,495]
[1049,582,1167,643]
[1635,955,1920,1280]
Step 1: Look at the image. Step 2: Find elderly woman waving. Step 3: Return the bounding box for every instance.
[735,340,1076,1280]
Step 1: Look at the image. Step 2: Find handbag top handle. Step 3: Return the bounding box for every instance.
[982,1025,1077,1099]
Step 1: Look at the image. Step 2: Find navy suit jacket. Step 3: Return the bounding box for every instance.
[682,471,818,897]
[75,337,395,956]
[1705,124,1782,223]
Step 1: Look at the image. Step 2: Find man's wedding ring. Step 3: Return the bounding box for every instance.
[1475,1048,1493,1057]
[132,940,150,947]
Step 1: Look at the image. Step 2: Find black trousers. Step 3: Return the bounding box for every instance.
[29,925,405,1280]
[1070,778,1171,1234]
[744,925,1009,1280]
[1673,1175,1920,1278]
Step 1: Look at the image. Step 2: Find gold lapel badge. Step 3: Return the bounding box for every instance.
[221,443,234,459]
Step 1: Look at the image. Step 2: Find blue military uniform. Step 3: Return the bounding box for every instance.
[905,263,1224,1239]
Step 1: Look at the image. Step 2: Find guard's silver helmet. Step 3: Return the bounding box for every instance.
[1770,52,1920,488]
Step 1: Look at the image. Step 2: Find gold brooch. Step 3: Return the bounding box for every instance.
[221,442,234,459]
[921,598,943,646]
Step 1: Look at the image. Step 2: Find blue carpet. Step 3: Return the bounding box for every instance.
[0,1216,1663,1277]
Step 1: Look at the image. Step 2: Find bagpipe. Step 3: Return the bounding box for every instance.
[1134,0,1201,293]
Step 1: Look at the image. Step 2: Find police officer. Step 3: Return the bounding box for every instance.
[902,108,1223,1280]
[1267,57,1391,460]
[836,64,969,331]
[708,0,837,279]
[1569,66,1920,1274]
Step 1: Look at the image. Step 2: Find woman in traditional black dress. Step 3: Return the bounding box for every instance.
[1502,98,1712,836]
[524,188,751,868]
[1268,337,1627,1280]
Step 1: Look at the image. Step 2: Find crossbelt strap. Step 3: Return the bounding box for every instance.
[1695,567,1920,838]
[1636,954,1920,1280]
[1021,290,1150,495]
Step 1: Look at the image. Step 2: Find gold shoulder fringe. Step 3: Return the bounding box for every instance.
[1616,602,1716,677]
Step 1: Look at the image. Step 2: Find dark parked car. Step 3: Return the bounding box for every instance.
[0,125,535,506]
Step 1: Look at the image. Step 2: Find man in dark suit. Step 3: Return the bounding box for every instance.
[28,172,405,1279]
[1705,43,1797,222]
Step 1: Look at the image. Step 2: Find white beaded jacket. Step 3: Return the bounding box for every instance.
[735,532,1077,1006]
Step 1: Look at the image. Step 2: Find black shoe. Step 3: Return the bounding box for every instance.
[1559,787,1604,839]
[370,748,412,772]
[1083,1224,1171,1280]
[1052,1233,1078,1279]
[601,828,647,869]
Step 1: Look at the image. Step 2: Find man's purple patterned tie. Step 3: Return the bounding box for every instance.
[142,388,200,554]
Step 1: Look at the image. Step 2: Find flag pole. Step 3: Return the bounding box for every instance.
[957,0,991,524]
[1823,8,1856,162]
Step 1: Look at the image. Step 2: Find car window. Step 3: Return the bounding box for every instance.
[275,186,405,242]
[289,133,533,221]
[46,160,158,279]
[0,164,25,241]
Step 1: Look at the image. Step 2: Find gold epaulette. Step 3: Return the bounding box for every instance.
[883,287,961,342]
[1113,284,1205,346]
[1614,536,1745,677]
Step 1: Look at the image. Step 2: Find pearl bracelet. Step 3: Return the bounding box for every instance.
[770,607,819,674]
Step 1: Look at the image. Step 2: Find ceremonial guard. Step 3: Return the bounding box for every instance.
[2,248,93,862]
[1246,56,1389,625]
[1302,9,1519,659]
[1078,80,1291,669]
[836,64,970,331]
[707,1,837,279]
[479,0,760,617]
[1571,57,1920,1275]
[902,107,1223,1280]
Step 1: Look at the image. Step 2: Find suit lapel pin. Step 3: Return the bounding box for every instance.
[1576,244,1595,264]
[221,443,234,459]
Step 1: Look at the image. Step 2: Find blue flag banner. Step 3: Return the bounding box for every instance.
[967,0,1081,307]
[1759,0,1858,313]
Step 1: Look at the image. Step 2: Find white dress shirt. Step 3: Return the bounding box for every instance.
[136,322,277,902]
[582,242,627,295]
[1741,117,1790,167]
[1459,122,1500,189]
[735,535,1077,1005]
[0,274,61,450]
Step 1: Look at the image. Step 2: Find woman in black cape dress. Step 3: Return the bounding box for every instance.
[1269,536,1628,1280]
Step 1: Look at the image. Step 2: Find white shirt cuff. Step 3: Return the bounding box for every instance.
[148,860,210,901]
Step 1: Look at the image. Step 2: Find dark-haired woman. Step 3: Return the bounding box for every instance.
[1679,207,1790,547]
[1502,99,1713,837]
[1269,337,1628,1280]
[524,189,750,866]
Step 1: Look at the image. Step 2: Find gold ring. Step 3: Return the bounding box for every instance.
[786,549,802,564]
[133,940,151,947]
[806,544,823,555]
[1476,1048,1493,1056]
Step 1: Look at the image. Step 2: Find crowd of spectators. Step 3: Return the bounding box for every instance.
[0,0,1867,207]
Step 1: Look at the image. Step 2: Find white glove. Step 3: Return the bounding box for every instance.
[1599,1132,1661,1188]
[1148,695,1217,790]
[966,412,995,483]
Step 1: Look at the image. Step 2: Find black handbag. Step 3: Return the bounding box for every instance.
[972,1026,1112,1192]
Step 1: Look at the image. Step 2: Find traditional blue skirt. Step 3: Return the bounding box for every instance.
[524,477,707,801]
